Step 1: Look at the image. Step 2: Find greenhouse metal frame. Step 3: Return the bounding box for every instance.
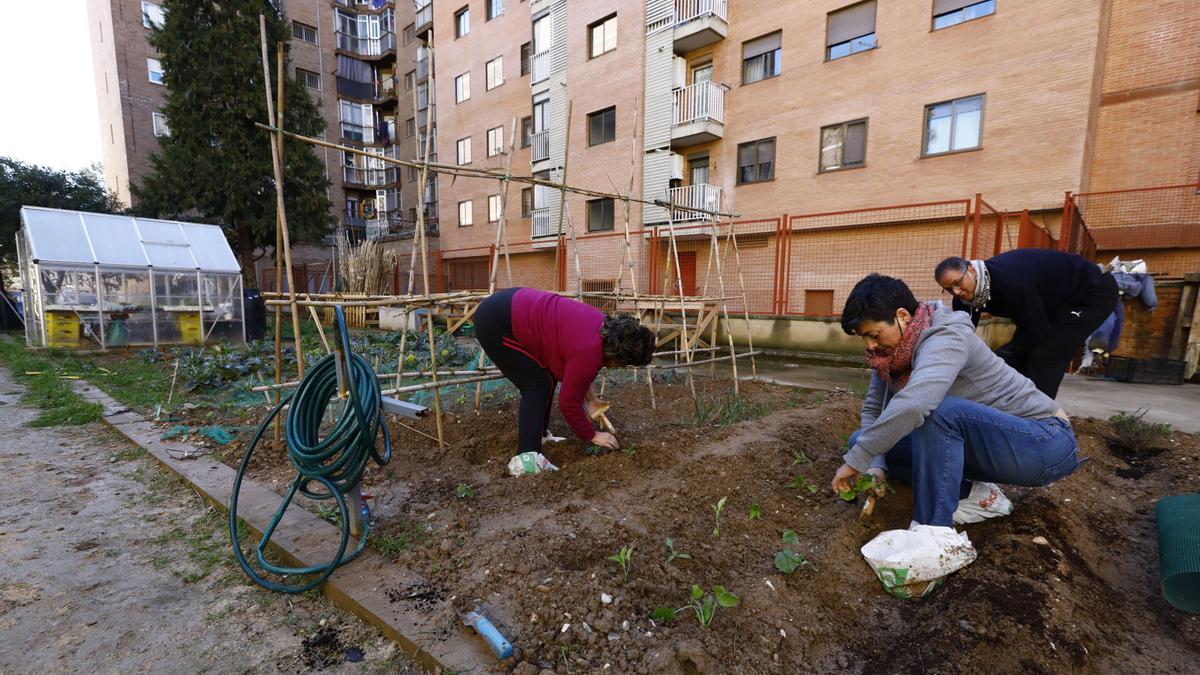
[16,206,245,349]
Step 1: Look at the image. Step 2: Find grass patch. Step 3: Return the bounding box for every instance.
[369,518,432,558]
[0,339,103,426]
[686,392,768,428]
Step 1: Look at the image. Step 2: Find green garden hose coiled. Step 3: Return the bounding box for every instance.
[229,307,391,593]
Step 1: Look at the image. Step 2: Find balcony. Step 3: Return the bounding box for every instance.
[365,211,409,240]
[666,184,722,222]
[415,1,433,36]
[530,130,550,163]
[336,30,397,58]
[416,57,428,81]
[530,50,550,85]
[671,81,724,147]
[672,0,727,53]
[531,208,554,238]
[344,166,399,187]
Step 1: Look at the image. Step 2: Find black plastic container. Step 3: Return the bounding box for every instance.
[244,288,266,341]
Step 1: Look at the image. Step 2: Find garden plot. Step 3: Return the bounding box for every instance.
[48,336,1200,673]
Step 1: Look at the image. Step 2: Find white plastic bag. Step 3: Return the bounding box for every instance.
[507,451,559,476]
[861,524,977,598]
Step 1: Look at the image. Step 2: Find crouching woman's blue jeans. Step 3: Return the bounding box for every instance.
[849,397,1081,526]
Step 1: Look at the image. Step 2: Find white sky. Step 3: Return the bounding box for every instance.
[0,0,103,173]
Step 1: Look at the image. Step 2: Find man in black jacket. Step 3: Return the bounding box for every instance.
[935,249,1119,398]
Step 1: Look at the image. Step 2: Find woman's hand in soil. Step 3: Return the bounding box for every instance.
[592,431,619,451]
[831,462,861,495]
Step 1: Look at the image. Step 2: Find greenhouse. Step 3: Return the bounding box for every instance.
[16,206,245,349]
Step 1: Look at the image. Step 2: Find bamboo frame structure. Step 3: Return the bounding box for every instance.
[252,26,763,448]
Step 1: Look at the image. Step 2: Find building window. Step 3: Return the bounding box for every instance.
[520,42,531,76]
[521,187,533,216]
[456,137,472,165]
[933,0,996,30]
[292,21,317,44]
[147,58,164,84]
[742,32,781,84]
[152,112,170,137]
[458,200,473,226]
[737,137,776,184]
[521,116,533,148]
[819,119,867,172]
[587,198,615,232]
[297,68,321,90]
[487,0,503,21]
[589,14,617,59]
[826,1,877,61]
[486,126,504,156]
[403,23,415,44]
[141,1,165,29]
[488,194,502,222]
[588,107,616,146]
[924,95,984,156]
[455,72,471,103]
[407,165,419,182]
[406,117,416,137]
[485,57,504,90]
[404,70,415,91]
[455,6,470,38]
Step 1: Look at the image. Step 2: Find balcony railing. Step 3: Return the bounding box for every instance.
[365,211,408,240]
[673,80,724,126]
[531,208,554,237]
[415,2,433,32]
[531,130,550,163]
[336,30,396,57]
[343,166,399,186]
[667,183,722,222]
[530,50,550,84]
[675,0,727,25]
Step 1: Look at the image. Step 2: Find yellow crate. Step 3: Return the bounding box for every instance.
[45,312,80,347]
[178,313,203,345]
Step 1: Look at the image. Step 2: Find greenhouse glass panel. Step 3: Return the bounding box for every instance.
[201,273,245,343]
[181,224,240,272]
[155,272,203,345]
[99,269,155,346]
[39,265,102,348]
[22,209,93,264]
[85,213,149,266]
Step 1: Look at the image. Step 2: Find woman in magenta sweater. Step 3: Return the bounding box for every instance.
[474,288,656,454]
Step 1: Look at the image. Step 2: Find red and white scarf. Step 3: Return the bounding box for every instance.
[864,302,935,391]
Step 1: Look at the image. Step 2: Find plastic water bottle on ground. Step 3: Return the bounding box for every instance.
[507,451,558,476]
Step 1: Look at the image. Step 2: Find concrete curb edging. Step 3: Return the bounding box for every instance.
[73,381,492,673]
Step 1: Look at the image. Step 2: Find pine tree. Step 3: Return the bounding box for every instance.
[135,0,333,287]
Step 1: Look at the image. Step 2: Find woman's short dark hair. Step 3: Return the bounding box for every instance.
[840,274,919,335]
[600,314,656,366]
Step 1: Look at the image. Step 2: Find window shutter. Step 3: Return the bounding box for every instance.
[933,0,977,15]
[827,1,877,46]
[844,122,867,164]
[743,31,782,59]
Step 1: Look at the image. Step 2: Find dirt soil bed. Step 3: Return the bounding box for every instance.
[210,374,1199,674]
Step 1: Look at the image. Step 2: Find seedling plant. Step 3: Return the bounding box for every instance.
[608,545,633,582]
[665,538,691,564]
[711,496,728,538]
[652,585,740,628]
[748,504,762,521]
[774,529,813,574]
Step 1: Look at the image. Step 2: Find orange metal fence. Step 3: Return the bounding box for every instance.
[297,188,1191,318]
[1065,183,1200,277]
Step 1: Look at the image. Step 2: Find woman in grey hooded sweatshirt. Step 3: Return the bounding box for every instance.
[830,274,1082,527]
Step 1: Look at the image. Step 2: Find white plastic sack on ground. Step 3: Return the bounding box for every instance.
[861,524,977,598]
[507,451,559,476]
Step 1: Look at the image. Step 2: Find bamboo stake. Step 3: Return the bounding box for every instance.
[252,367,501,393]
[617,100,640,296]
[259,17,305,389]
[395,419,442,444]
[729,219,758,378]
[394,308,408,389]
[707,208,740,396]
[647,350,761,371]
[663,213,697,404]
[380,372,505,396]
[308,305,331,354]
[424,311,445,447]
[553,101,574,294]
[250,123,739,220]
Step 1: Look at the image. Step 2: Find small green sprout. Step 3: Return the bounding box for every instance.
[711,496,728,538]
[665,538,691,564]
[455,483,475,499]
[608,545,633,582]
[748,504,762,521]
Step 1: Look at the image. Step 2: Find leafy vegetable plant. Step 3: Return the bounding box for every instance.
[608,545,633,582]
[711,496,728,538]
[665,538,691,564]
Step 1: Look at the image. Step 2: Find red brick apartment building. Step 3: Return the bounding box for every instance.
[89,1,1199,303]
